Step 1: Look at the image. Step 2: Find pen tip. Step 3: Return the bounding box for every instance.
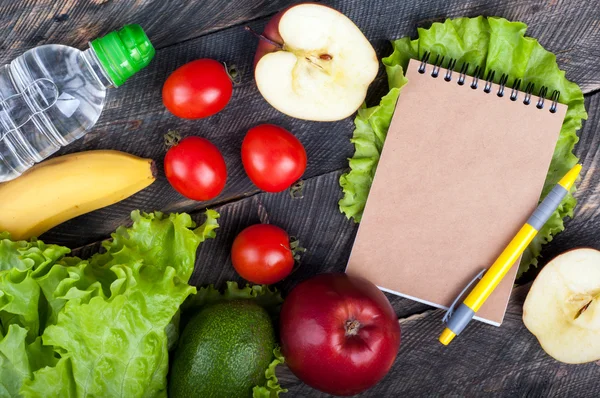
[439,328,456,345]
[558,164,582,191]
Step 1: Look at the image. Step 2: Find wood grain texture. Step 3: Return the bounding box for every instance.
[11,1,600,395]
[0,0,598,89]
[0,0,294,64]
[38,0,600,247]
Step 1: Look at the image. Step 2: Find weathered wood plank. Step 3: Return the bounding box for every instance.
[0,0,295,64]
[1,0,598,91]
[39,0,600,247]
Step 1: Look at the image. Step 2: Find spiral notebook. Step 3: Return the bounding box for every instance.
[346,57,568,326]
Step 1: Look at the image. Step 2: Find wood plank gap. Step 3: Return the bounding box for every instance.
[184,168,349,217]
[584,87,600,97]
[399,309,437,324]
[68,167,347,254]
[153,7,288,51]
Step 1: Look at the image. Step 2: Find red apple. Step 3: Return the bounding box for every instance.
[251,3,378,122]
[280,273,401,396]
[252,6,285,67]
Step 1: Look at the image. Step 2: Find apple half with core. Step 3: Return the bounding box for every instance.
[523,248,600,364]
[252,3,379,121]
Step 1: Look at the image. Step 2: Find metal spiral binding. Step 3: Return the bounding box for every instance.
[457,62,469,85]
[549,90,560,113]
[431,55,444,78]
[470,66,481,89]
[444,59,457,81]
[419,52,560,112]
[483,70,495,93]
[497,74,509,97]
[510,79,522,101]
[523,82,535,105]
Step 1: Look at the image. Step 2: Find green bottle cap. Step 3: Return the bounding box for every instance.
[91,24,155,87]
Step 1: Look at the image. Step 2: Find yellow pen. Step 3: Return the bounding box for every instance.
[439,163,582,345]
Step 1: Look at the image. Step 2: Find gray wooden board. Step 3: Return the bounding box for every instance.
[7,0,600,396]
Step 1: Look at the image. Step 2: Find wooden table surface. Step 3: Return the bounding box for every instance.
[8,0,600,396]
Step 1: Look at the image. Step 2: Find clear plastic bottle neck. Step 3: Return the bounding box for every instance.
[82,46,115,89]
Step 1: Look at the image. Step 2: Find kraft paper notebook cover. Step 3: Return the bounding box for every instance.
[346,58,568,326]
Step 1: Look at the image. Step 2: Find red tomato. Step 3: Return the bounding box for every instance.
[241,124,307,193]
[231,224,294,284]
[164,136,227,201]
[162,59,232,119]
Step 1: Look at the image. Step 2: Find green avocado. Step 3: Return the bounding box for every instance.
[169,299,276,398]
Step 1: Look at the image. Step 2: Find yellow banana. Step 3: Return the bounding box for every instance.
[0,150,156,240]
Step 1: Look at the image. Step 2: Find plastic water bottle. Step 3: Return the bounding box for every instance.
[0,24,154,182]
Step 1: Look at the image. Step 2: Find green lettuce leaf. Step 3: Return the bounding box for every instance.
[0,325,57,397]
[338,89,404,220]
[19,357,76,398]
[91,209,220,281]
[0,209,219,397]
[253,347,287,398]
[0,235,73,343]
[0,233,70,275]
[183,281,283,319]
[338,16,587,277]
[24,261,196,397]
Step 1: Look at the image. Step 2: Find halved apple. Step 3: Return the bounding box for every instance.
[253,3,379,122]
[523,248,600,364]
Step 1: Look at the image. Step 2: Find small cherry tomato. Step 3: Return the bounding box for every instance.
[162,59,232,119]
[231,224,295,284]
[164,136,227,201]
[241,124,307,192]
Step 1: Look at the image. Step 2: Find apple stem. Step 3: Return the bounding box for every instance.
[345,319,361,336]
[244,26,284,50]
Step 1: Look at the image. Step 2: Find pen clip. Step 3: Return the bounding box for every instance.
[442,268,486,323]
